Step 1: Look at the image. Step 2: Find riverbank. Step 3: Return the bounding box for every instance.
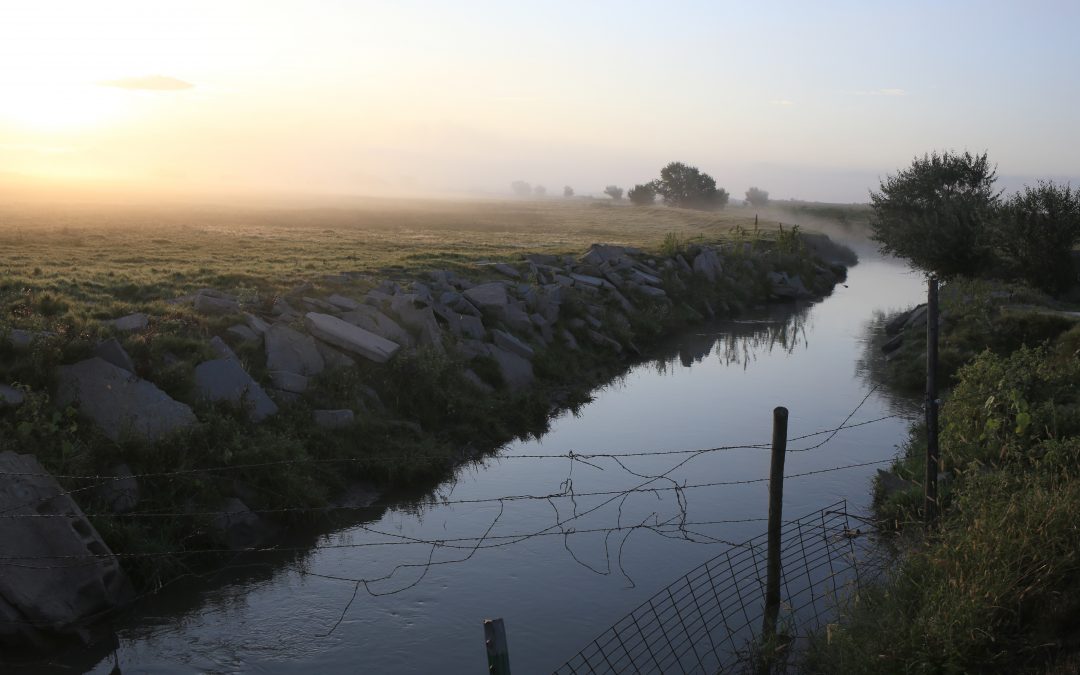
[0,201,854,649]
[806,276,1080,673]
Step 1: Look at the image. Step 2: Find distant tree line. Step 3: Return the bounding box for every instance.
[870,150,1080,293]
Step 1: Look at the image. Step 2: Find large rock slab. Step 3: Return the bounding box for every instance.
[57,358,197,442]
[492,329,535,360]
[0,452,133,645]
[194,358,278,422]
[305,313,400,363]
[265,324,325,376]
[340,305,413,346]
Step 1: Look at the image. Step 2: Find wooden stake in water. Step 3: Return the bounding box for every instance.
[925,277,940,525]
[483,618,511,675]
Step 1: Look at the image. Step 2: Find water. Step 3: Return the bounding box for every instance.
[72,256,923,674]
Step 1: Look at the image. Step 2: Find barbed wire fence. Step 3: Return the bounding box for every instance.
[0,387,906,672]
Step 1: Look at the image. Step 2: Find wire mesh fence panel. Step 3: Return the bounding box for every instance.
[554,500,875,675]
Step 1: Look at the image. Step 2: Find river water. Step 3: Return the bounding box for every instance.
[70,254,923,674]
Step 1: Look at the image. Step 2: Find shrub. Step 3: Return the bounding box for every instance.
[510,180,531,197]
[603,185,624,200]
[991,181,1080,293]
[627,183,656,206]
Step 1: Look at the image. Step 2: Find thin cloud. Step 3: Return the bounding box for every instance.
[871,88,907,96]
[770,99,794,106]
[98,75,194,91]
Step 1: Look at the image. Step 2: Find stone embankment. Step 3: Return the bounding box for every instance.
[0,236,849,646]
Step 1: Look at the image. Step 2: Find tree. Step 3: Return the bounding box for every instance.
[869,151,1000,278]
[745,187,769,207]
[533,184,547,197]
[992,181,1080,293]
[628,183,656,206]
[604,185,624,200]
[654,162,729,210]
[563,185,574,198]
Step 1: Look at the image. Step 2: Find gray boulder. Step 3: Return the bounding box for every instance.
[209,336,239,361]
[57,358,197,442]
[269,370,309,394]
[390,296,444,353]
[265,324,325,375]
[111,313,148,332]
[493,263,521,279]
[304,312,401,363]
[6,329,38,350]
[0,452,133,645]
[93,338,135,373]
[464,282,509,311]
[692,247,723,282]
[227,324,259,343]
[194,358,278,422]
[0,384,25,408]
[244,312,271,336]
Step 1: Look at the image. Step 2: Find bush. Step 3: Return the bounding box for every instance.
[869,151,1000,278]
[992,181,1080,293]
[627,183,656,205]
[563,185,574,198]
[510,180,531,197]
[654,162,728,210]
[603,185,623,200]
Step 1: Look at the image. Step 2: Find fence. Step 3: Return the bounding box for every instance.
[553,500,878,674]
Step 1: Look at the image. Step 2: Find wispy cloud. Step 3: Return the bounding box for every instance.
[871,88,907,96]
[770,99,794,106]
[98,75,193,91]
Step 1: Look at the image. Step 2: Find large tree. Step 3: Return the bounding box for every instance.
[655,162,728,210]
[869,151,1001,277]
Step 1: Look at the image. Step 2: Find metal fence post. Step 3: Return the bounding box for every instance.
[483,618,511,675]
[925,277,940,526]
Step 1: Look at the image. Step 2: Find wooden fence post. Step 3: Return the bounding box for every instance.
[925,277,940,526]
[761,406,789,645]
[483,618,511,675]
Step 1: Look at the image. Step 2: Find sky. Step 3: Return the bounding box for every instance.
[1,0,1078,203]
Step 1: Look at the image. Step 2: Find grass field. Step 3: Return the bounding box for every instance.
[0,198,794,316]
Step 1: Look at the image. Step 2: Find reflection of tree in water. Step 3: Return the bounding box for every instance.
[854,310,922,417]
[650,303,813,374]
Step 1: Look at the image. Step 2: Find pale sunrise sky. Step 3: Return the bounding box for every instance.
[1,0,1078,202]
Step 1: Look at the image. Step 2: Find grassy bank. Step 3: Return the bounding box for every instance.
[806,277,1080,674]
[0,198,852,596]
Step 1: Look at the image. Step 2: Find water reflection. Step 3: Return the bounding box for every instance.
[651,303,813,373]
